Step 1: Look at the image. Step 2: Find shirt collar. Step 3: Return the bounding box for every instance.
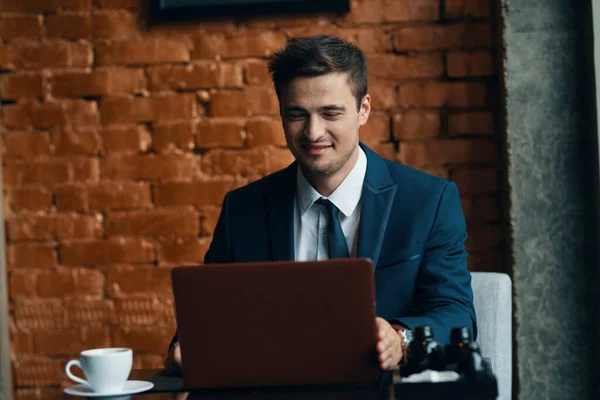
[296,147,367,217]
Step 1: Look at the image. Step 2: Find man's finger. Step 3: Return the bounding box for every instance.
[380,353,394,370]
[380,350,392,364]
[165,342,182,375]
[379,345,394,363]
[172,342,182,364]
[377,337,393,356]
[380,337,393,352]
[375,318,404,370]
[380,339,402,370]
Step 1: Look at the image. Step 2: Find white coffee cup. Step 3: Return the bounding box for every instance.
[65,348,133,393]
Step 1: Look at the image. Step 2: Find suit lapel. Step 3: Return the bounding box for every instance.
[264,144,396,264]
[265,163,297,261]
[357,144,397,268]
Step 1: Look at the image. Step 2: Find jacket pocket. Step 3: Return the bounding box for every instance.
[376,253,421,270]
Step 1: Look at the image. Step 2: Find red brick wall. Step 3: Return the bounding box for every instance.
[0,0,502,397]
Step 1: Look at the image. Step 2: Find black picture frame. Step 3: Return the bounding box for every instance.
[151,0,350,21]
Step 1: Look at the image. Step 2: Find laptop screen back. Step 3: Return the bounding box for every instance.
[171,258,380,389]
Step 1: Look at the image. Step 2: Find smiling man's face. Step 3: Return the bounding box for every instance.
[280,72,371,183]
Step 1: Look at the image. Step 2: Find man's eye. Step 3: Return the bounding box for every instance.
[287,114,305,120]
[323,113,342,119]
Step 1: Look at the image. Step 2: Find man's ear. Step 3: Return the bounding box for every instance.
[359,94,371,126]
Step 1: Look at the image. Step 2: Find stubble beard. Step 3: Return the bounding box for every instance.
[296,142,356,178]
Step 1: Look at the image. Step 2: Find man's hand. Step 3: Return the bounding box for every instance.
[375,317,403,370]
[165,342,182,375]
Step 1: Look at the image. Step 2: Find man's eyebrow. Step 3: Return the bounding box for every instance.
[318,105,346,112]
[282,105,346,112]
[282,106,307,112]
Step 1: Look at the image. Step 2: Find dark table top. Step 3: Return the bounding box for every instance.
[62,369,498,400]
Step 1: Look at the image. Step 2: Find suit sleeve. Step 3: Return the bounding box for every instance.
[392,182,478,343]
[168,192,234,352]
[204,192,234,264]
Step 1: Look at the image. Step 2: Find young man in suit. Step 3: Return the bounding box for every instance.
[166,34,476,374]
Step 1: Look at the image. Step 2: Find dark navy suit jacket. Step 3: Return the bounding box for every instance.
[170,143,477,350]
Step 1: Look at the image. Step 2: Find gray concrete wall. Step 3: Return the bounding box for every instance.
[501,0,599,398]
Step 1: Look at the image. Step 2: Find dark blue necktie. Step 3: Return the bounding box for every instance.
[316,198,350,259]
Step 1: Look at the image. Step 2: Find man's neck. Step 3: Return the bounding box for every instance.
[303,147,360,197]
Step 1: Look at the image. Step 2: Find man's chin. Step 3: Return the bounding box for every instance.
[299,161,336,177]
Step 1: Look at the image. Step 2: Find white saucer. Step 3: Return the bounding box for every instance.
[64,380,154,397]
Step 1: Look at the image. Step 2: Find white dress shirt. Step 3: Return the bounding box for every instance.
[294,147,368,261]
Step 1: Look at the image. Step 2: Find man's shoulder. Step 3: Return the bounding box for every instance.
[382,158,452,192]
[361,143,452,194]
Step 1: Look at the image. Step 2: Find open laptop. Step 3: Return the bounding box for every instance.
[171,258,380,389]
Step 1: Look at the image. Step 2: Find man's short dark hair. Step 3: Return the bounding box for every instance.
[268,35,368,110]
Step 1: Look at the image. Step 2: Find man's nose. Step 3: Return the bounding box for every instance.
[303,114,325,141]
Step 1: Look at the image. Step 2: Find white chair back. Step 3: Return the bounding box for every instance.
[471,272,512,400]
